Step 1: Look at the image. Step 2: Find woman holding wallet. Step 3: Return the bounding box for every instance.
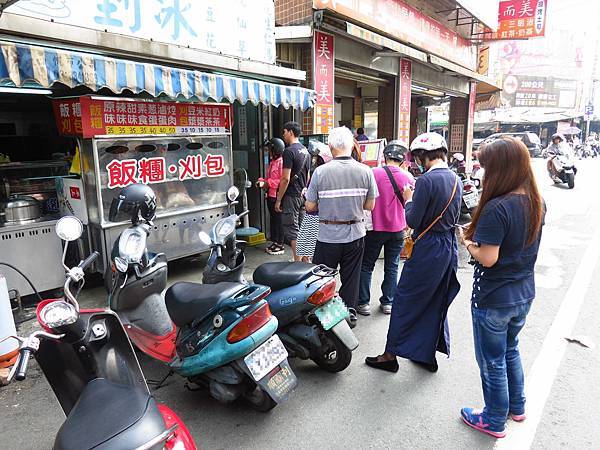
[366,132,462,374]
[458,137,544,438]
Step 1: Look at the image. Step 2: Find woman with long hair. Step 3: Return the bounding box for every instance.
[459,137,545,438]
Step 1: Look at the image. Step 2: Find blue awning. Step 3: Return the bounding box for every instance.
[0,41,315,110]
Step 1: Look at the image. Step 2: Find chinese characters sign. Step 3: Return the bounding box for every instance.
[313,31,335,135]
[52,97,232,138]
[503,76,577,108]
[397,59,412,147]
[7,0,276,64]
[106,154,225,189]
[313,0,476,70]
[483,0,547,40]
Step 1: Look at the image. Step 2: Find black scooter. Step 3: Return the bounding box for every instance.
[4,216,195,450]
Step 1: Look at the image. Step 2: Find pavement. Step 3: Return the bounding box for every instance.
[2,158,600,449]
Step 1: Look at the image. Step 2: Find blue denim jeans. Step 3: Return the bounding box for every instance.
[358,231,404,306]
[471,302,532,430]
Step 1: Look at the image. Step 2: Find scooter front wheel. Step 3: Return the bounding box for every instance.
[244,386,277,412]
[311,330,352,373]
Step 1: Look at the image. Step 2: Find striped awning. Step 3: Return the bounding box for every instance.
[0,41,315,110]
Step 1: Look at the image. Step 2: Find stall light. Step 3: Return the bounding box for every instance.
[411,85,429,92]
[0,87,53,95]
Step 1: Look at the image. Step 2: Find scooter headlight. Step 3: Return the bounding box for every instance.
[39,301,78,329]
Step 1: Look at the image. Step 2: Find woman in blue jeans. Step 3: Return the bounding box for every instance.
[459,137,545,438]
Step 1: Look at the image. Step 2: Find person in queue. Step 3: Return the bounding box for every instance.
[305,126,378,328]
[356,127,369,142]
[275,121,311,261]
[357,141,414,316]
[257,138,285,255]
[365,132,461,373]
[458,137,545,438]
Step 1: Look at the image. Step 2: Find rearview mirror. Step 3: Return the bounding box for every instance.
[55,216,83,242]
[198,231,212,246]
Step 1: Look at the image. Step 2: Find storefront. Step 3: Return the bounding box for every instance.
[0,1,314,297]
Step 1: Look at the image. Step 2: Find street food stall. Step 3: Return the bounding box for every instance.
[52,96,234,274]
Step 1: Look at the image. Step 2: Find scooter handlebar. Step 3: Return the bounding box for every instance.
[13,348,31,381]
[78,251,99,271]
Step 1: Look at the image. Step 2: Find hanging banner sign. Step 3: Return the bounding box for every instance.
[52,97,232,138]
[313,30,335,134]
[483,0,548,41]
[398,58,412,147]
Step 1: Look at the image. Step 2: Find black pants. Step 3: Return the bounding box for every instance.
[266,197,283,244]
[313,237,365,310]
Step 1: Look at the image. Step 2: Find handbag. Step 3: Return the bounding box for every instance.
[402,175,459,260]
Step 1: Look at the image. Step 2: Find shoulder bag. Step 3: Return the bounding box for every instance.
[402,174,459,260]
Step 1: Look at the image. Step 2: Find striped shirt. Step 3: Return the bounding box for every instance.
[305,157,378,243]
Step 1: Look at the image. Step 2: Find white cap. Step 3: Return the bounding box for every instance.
[410,132,448,153]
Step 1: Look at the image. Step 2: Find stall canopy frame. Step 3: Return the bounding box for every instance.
[0,41,315,110]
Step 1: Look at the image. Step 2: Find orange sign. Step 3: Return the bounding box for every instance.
[484,0,547,41]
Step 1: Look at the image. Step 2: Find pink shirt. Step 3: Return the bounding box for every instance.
[371,166,415,232]
[260,157,283,198]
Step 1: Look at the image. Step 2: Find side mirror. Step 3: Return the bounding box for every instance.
[198,231,212,246]
[55,216,83,242]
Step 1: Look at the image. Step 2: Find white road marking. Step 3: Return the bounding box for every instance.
[496,220,600,450]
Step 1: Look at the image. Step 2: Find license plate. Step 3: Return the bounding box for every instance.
[464,193,479,209]
[264,362,296,401]
[315,296,349,331]
[243,335,288,381]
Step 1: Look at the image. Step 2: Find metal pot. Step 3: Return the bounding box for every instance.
[0,195,42,223]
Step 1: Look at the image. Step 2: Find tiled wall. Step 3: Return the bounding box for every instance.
[275,0,313,26]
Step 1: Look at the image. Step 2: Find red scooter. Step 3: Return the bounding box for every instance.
[4,216,196,450]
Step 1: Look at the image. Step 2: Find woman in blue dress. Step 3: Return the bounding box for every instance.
[366,132,462,373]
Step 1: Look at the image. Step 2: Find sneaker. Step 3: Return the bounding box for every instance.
[265,243,277,253]
[460,408,506,438]
[346,308,358,329]
[356,304,371,316]
[509,412,526,422]
[380,304,392,314]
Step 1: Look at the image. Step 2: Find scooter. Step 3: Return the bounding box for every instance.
[449,155,479,216]
[200,209,359,373]
[4,216,195,449]
[106,186,297,411]
[547,149,577,189]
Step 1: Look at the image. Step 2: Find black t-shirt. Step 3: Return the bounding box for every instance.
[282,142,310,197]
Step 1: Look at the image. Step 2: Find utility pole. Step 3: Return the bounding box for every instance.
[586,37,600,139]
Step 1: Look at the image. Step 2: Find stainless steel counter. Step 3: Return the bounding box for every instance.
[0,216,65,297]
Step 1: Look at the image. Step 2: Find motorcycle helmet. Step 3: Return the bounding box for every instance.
[410,132,448,154]
[264,138,285,157]
[109,183,157,224]
[308,140,333,163]
[383,140,408,163]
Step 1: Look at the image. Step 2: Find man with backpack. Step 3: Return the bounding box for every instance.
[357,141,415,316]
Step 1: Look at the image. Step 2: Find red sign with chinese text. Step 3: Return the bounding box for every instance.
[398,59,412,147]
[313,0,476,70]
[52,97,232,138]
[483,0,547,41]
[106,154,226,189]
[313,31,335,134]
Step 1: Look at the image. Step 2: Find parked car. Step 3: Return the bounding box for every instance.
[482,132,543,158]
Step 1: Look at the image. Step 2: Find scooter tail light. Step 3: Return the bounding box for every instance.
[227,302,272,344]
[307,279,337,306]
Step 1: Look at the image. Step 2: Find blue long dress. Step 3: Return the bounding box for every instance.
[385,167,462,363]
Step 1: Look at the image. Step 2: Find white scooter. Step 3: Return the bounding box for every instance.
[547,149,577,189]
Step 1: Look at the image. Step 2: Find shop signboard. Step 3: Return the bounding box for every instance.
[502,76,578,108]
[397,58,412,147]
[313,31,335,135]
[52,97,232,138]
[6,0,276,64]
[313,0,476,71]
[483,0,548,41]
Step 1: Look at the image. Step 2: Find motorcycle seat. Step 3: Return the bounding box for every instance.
[165,281,249,327]
[54,378,166,450]
[253,262,317,291]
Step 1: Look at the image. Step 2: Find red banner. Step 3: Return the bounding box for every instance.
[398,58,412,147]
[313,31,335,134]
[484,0,547,40]
[53,97,232,138]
